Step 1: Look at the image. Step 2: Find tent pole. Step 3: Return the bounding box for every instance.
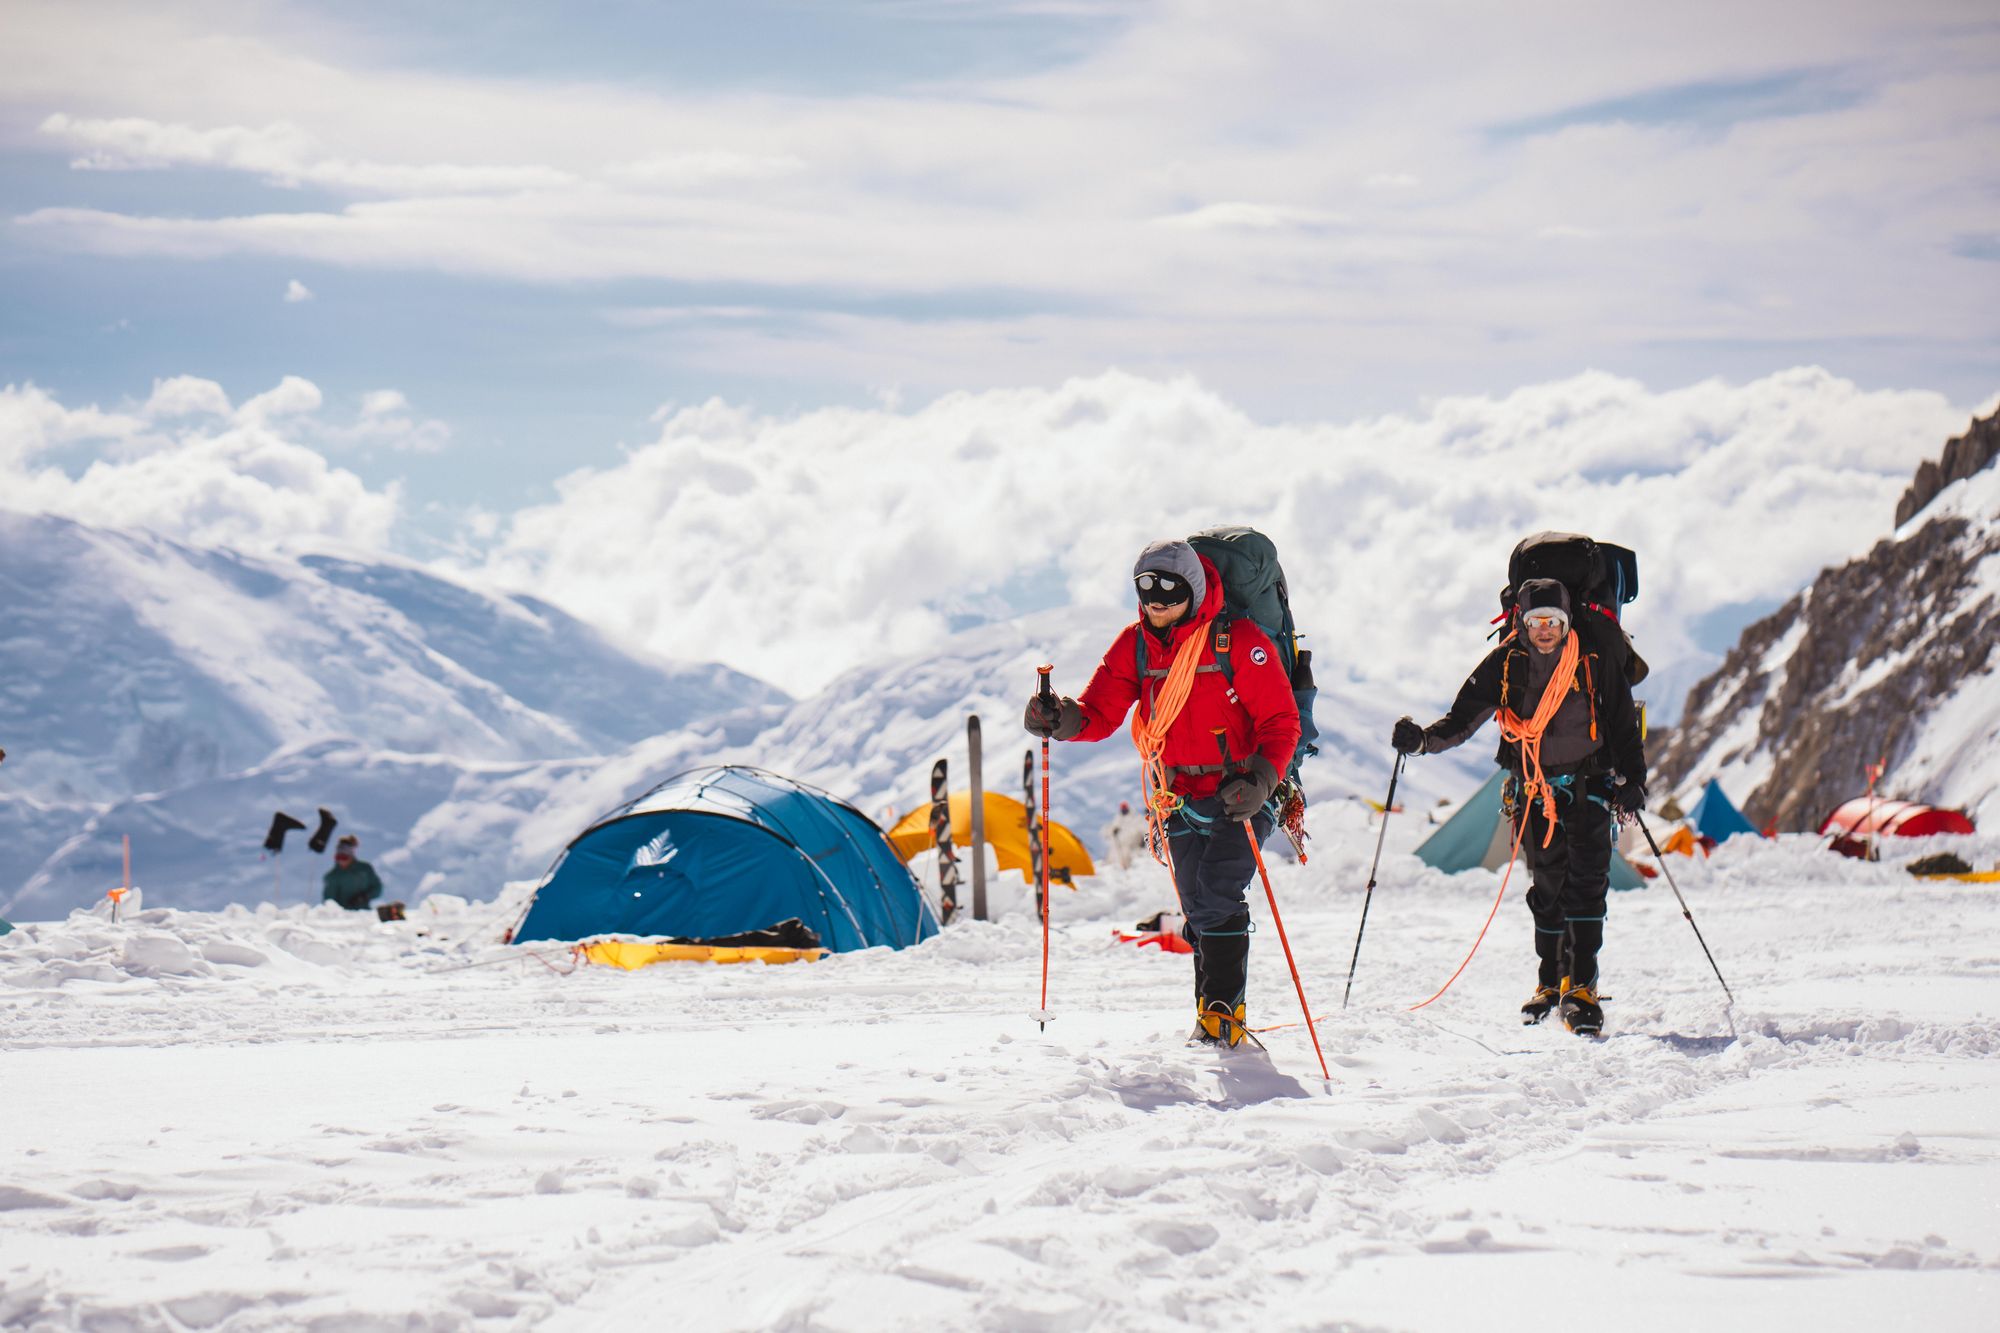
[968,714,987,922]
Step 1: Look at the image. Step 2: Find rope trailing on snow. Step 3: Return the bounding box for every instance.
[1408,786,1530,1011]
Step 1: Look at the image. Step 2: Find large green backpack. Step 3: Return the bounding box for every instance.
[1186,526,1320,784]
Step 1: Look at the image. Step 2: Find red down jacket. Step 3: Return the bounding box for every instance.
[1069,555,1300,800]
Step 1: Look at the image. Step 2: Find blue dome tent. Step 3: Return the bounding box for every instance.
[514,766,939,953]
[1687,779,1760,843]
[1416,769,1645,891]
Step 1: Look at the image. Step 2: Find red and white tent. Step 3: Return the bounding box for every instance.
[1819,798,1975,858]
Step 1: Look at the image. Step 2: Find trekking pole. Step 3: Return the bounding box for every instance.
[1245,820,1332,1083]
[1634,810,1735,1005]
[1035,665,1056,1032]
[1342,751,1406,1008]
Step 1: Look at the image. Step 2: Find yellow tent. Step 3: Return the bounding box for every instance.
[886,791,1096,883]
[1657,825,1704,858]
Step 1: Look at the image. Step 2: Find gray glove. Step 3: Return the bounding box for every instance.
[1218,755,1280,820]
[1023,694,1084,740]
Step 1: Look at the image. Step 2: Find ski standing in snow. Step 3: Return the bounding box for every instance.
[1394,538,1647,1037]
[929,759,959,924]
[1024,536,1301,1049]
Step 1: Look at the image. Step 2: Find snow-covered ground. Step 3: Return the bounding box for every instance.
[5,810,1998,1331]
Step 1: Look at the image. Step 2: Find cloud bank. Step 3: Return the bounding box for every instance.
[0,376,450,552]
[465,366,1981,715]
[6,365,1985,723]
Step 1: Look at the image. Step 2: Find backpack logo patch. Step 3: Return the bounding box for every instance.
[1249,646,1268,666]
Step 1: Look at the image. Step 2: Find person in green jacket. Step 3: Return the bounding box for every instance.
[322,835,384,911]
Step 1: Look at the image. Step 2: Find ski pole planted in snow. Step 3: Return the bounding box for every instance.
[1342,751,1406,1008]
[1246,820,1332,1082]
[1034,664,1056,1031]
[1635,809,1735,1006]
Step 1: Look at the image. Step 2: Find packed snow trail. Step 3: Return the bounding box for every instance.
[4,830,1998,1330]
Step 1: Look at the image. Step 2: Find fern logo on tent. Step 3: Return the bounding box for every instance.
[630,830,680,870]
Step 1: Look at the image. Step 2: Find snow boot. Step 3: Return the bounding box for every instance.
[1188,915,1252,1047]
[1561,984,1604,1037]
[1192,999,1250,1048]
[1521,984,1561,1025]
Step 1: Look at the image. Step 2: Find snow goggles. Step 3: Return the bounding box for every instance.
[1134,572,1192,604]
[1522,610,1569,629]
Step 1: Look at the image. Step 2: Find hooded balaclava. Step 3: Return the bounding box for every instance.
[1131,539,1206,611]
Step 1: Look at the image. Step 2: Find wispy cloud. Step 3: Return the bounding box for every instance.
[283,278,313,302]
[41,113,576,194]
[1151,202,1347,232]
[3,2,1997,410]
[1485,67,1870,142]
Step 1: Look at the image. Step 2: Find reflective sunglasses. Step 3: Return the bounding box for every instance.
[1134,572,1191,603]
[1522,611,1568,629]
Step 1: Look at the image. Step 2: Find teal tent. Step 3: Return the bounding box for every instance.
[514,766,939,952]
[0,917,12,937]
[1416,770,1645,891]
[1688,779,1759,843]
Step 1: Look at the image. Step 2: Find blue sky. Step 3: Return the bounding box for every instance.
[2,0,1996,558]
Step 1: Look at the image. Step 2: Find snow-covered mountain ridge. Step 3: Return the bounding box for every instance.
[2,574,1478,919]
[1656,408,2000,828]
[0,512,786,915]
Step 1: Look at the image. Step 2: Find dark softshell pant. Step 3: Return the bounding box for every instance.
[1168,800,1274,1010]
[1516,778,1613,989]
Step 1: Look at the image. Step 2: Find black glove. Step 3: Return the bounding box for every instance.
[1391,716,1426,755]
[1218,755,1280,820]
[1023,694,1084,740]
[1611,778,1646,815]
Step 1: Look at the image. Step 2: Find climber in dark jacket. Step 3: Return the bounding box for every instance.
[322,835,385,911]
[1391,578,1645,1035]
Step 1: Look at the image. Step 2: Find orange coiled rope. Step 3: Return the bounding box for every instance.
[1130,622,1213,866]
[1497,630,1580,849]
[1409,628,1580,1010]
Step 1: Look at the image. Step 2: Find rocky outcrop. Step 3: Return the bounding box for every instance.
[1657,406,2000,830]
[1895,410,2000,527]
